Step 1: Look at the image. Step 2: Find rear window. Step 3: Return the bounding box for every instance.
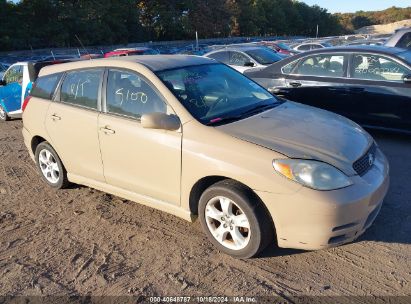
[245,48,283,65]
[31,73,62,100]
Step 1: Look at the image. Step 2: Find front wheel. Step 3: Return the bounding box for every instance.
[0,105,9,121]
[35,142,69,189]
[198,180,274,258]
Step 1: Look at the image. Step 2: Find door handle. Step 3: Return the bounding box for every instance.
[51,114,61,121]
[289,82,302,88]
[100,126,115,135]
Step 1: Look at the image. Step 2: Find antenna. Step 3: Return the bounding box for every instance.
[75,34,92,60]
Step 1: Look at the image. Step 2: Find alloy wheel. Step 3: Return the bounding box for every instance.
[205,196,251,250]
[38,149,60,184]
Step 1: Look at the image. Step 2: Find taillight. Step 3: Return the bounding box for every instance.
[22,96,32,112]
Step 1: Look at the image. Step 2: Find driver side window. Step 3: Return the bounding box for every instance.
[4,65,23,84]
[106,69,167,119]
[229,52,250,66]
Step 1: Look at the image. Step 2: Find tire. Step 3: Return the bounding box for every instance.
[35,142,69,189]
[0,105,9,121]
[198,180,274,258]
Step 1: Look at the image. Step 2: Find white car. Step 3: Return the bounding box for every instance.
[292,42,332,52]
[204,46,284,73]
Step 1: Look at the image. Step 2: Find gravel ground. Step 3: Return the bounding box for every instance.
[0,120,410,300]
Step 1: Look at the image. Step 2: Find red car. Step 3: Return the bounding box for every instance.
[258,41,300,56]
[104,47,159,58]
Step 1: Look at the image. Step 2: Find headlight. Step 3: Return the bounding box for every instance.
[273,159,353,191]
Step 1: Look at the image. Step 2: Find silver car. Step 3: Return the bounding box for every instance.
[204,46,284,73]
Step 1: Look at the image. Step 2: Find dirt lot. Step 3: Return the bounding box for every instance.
[0,119,410,300]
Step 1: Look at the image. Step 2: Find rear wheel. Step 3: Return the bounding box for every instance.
[198,180,274,258]
[0,105,9,121]
[35,142,69,189]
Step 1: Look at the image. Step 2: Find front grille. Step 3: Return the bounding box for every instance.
[353,143,377,176]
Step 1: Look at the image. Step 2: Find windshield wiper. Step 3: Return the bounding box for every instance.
[206,102,278,126]
[238,102,277,117]
[206,115,244,126]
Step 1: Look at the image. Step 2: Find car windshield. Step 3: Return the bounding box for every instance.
[245,48,283,65]
[156,63,281,125]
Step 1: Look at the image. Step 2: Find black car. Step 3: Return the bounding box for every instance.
[245,46,411,134]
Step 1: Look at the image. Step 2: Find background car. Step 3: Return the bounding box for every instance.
[291,42,332,52]
[245,45,411,133]
[385,28,411,49]
[345,39,384,46]
[104,47,159,58]
[257,41,300,56]
[204,46,284,73]
[0,61,65,121]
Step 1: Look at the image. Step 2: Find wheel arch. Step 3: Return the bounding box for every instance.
[31,135,47,155]
[189,176,276,235]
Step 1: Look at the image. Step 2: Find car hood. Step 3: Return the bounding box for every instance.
[217,101,374,176]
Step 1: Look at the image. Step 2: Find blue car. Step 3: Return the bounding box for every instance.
[0,61,58,121]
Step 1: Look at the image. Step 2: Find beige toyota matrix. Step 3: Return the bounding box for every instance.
[22,55,389,258]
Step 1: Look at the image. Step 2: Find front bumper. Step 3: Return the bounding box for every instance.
[257,147,390,250]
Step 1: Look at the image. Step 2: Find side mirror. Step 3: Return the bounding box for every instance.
[403,75,411,84]
[244,61,255,67]
[141,112,181,131]
[0,80,6,86]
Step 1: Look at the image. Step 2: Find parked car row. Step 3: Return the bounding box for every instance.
[204,46,285,73]
[245,45,411,134]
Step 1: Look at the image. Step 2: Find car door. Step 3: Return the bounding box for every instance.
[98,68,182,206]
[45,68,105,182]
[347,53,411,131]
[0,64,24,114]
[282,53,352,116]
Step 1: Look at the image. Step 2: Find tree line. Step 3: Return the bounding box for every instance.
[337,6,411,33]
[0,0,410,52]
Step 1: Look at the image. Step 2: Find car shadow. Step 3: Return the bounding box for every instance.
[358,130,411,245]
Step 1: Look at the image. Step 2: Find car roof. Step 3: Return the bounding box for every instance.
[39,55,214,76]
[207,46,266,53]
[298,45,408,55]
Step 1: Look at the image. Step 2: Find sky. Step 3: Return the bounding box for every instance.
[302,0,411,13]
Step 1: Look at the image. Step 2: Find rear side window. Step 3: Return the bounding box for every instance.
[352,54,411,82]
[282,60,298,74]
[60,69,103,109]
[31,73,62,100]
[298,44,311,51]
